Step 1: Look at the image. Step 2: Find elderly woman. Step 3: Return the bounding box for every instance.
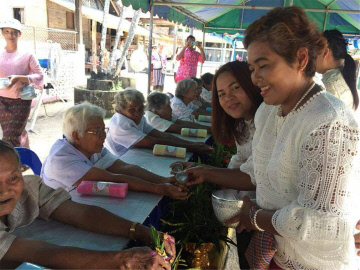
[145,92,211,134]
[186,7,360,269]
[41,102,187,200]
[0,18,43,147]
[0,140,175,269]
[190,77,211,109]
[171,79,211,121]
[105,89,212,157]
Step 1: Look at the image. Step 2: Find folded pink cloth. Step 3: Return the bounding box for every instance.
[77,181,128,198]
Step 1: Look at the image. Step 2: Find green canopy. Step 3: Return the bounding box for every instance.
[119,0,360,36]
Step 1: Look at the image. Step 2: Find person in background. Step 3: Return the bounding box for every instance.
[41,102,188,200]
[0,18,43,148]
[0,140,175,269]
[316,29,359,110]
[171,79,211,121]
[190,77,211,108]
[158,43,167,92]
[151,44,165,92]
[200,72,214,103]
[145,92,211,134]
[105,89,213,157]
[110,45,121,71]
[175,35,205,82]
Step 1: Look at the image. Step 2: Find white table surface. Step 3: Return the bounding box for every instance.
[13,134,211,251]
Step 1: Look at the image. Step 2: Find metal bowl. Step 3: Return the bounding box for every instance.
[175,172,188,185]
[212,189,256,228]
[171,163,183,174]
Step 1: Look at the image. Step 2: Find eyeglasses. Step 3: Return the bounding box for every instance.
[86,127,109,137]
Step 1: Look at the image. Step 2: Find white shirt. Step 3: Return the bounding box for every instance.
[105,113,154,157]
[171,96,199,120]
[113,49,121,60]
[227,120,255,169]
[322,67,354,109]
[144,111,177,132]
[241,90,360,269]
[200,87,212,103]
[41,139,118,190]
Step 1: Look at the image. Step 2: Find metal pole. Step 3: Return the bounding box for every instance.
[323,11,329,31]
[153,2,360,13]
[172,24,178,73]
[147,5,154,95]
[200,29,205,75]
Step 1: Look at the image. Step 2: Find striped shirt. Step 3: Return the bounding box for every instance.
[0,175,70,260]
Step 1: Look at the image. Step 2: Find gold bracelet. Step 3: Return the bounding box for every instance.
[129,221,138,241]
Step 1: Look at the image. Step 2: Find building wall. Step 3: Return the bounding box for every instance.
[0,0,47,27]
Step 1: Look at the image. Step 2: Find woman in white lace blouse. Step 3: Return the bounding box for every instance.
[186,7,360,269]
[316,30,359,110]
[171,78,211,120]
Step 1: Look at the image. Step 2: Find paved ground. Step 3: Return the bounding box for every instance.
[26,72,177,162]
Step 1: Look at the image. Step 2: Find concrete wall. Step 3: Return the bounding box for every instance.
[0,0,47,27]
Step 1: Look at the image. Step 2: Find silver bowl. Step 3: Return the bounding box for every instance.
[175,172,188,185]
[171,163,183,174]
[212,189,256,228]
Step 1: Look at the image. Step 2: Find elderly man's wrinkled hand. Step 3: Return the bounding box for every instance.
[161,183,189,200]
[116,247,170,270]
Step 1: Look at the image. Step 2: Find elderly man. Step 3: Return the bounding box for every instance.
[104,88,213,157]
[0,140,175,269]
[41,102,187,200]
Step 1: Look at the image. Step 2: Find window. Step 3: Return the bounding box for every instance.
[66,12,75,29]
[13,8,25,23]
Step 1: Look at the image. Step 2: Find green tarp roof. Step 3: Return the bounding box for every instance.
[119,0,360,36]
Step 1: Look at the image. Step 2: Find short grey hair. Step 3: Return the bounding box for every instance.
[175,79,197,99]
[114,88,145,111]
[62,102,106,143]
[0,140,20,166]
[146,92,170,112]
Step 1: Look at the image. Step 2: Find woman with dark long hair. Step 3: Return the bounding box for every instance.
[316,29,359,110]
[170,61,263,269]
[186,7,359,269]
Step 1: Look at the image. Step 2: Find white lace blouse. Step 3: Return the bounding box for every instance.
[227,120,255,169]
[322,67,354,109]
[241,90,360,269]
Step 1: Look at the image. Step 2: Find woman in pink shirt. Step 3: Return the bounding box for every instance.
[175,35,205,82]
[0,18,43,147]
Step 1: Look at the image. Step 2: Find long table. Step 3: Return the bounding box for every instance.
[13,133,211,251]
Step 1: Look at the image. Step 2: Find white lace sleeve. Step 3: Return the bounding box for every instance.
[240,155,256,186]
[272,121,360,259]
[172,103,194,120]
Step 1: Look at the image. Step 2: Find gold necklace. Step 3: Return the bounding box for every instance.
[275,82,316,137]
